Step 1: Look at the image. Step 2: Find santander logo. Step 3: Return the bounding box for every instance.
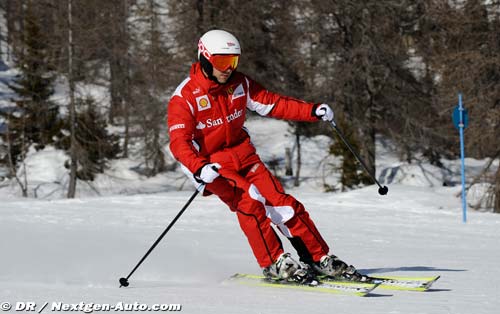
[196,109,244,130]
[225,108,243,122]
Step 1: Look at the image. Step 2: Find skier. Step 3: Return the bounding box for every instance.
[167,29,362,284]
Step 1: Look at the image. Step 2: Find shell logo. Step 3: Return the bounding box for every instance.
[196,95,211,111]
[199,98,209,108]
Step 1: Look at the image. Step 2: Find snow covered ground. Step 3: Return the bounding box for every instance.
[1,184,499,314]
[0,118,499,314]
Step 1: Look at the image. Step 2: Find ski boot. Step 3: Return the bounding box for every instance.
[313,255,371,282]
[263,253,318,286]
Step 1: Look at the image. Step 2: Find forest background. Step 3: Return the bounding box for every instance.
[0,0,498,212]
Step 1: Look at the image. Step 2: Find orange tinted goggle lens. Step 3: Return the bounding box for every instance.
[210,55,239,71]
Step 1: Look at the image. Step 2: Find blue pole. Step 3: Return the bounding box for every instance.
[458,93,467,223]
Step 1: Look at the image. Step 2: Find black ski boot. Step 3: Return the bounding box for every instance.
[263,253,319,286]
[313,255,371,282]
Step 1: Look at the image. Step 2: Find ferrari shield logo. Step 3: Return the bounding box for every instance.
[196,95,211,111]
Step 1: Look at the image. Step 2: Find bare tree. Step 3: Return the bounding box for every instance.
[100,0,132,126]
[414,0,500,210]
[495,162,500,213]
[286,1,435,188]
[5,115,28,197]
[3,0,24,61]
[67,0,77,198]
[128,0,174,176]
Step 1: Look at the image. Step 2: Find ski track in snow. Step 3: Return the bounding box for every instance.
[1,185,499,314]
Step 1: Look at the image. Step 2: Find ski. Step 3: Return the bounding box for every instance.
[227,273,380,296]
[320,274,441,291]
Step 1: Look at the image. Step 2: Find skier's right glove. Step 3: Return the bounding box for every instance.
[314,103,334,122]
[194,163,221,184]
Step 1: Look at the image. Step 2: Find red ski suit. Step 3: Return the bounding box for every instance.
[167,62,330,267]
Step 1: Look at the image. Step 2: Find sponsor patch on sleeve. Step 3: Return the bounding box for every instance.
[169,124,185,132]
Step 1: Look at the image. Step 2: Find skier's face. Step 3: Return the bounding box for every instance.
[212,67,233,84]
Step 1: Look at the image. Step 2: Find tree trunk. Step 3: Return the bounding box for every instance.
[107,0,129,124]
[494,159,500,213]
[108,58,123,123]
[152,127,165,175]
[285,147,293,176]
[356,96,377,184]
[5,117,28,197]
[122,98,129,158]
[360,123,376,178]
[5,0,21,60]
[122,0,130,157]
[196,0,204,33]
[294,126,301,187]
[67,0,77,198]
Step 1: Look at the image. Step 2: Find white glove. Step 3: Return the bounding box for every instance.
[315,104,334,122]
[194,163,221,184]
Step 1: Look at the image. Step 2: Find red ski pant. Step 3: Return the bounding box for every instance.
[205,161,330,268]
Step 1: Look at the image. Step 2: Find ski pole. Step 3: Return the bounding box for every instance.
[329,120,388,195]
[119,185,203,287]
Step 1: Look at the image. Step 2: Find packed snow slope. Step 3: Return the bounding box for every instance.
[1,183,500,314]
[2,65,499,312]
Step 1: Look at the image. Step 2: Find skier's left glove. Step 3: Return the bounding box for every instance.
[314,104,334,122]
[194,163,221,184]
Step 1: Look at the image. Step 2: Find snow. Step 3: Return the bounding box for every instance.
[0,68,19,108]
[1,117,499,314]
[1,184,499,314]
[20,146,68,183]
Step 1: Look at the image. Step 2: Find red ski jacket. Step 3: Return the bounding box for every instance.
[167,62,319,174]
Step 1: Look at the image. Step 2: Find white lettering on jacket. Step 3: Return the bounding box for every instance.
[226,109,243,122]
[206,117,223,127]
[169,124,185,132]
[195,109,244,131]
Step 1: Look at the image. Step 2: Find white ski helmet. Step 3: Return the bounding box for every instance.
[198,29,241,60]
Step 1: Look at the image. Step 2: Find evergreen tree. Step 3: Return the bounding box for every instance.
[2,4,60,166]
[58,97,121,181]
[75,99,121,181]
[329,115,371,191]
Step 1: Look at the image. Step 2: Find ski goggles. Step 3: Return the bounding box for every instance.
[210,54,240,72]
